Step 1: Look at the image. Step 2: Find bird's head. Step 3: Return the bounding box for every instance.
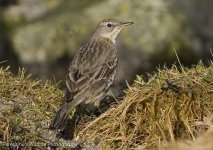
[92,19,133,43]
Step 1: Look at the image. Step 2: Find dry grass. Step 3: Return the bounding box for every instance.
[76,62,213,149]
[161,124,213,150]
[0,62,213,149]
[0,67,63,149]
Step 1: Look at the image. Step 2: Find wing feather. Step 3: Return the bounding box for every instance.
[64,40,117,103]
[65,58,117,102]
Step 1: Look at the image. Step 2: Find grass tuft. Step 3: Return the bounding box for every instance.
[76,62,213,149]
[0,67,62,149]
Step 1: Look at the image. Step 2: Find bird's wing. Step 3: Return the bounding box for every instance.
[65,56,117,102]
[93,58,117,80]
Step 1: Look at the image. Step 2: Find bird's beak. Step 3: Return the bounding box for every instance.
[120,21,134,27]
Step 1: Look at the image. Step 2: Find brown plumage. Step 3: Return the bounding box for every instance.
[49,19,133,131]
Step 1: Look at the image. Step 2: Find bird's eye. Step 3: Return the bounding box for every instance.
[107,23,112,27]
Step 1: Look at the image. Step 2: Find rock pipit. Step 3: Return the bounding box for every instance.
[49,19,133,130]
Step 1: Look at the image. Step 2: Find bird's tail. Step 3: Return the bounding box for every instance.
[49,103,71,131]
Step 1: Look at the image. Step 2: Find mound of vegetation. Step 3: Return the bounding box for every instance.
[0,67,63,149]
[0,62,213,149]
[76,62,213,149]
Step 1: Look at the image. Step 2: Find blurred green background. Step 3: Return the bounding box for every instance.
[0,0,212,94]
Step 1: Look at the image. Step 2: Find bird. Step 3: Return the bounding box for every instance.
[49,18,133,131]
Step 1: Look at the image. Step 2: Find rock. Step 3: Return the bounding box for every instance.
[3,0,213,90]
